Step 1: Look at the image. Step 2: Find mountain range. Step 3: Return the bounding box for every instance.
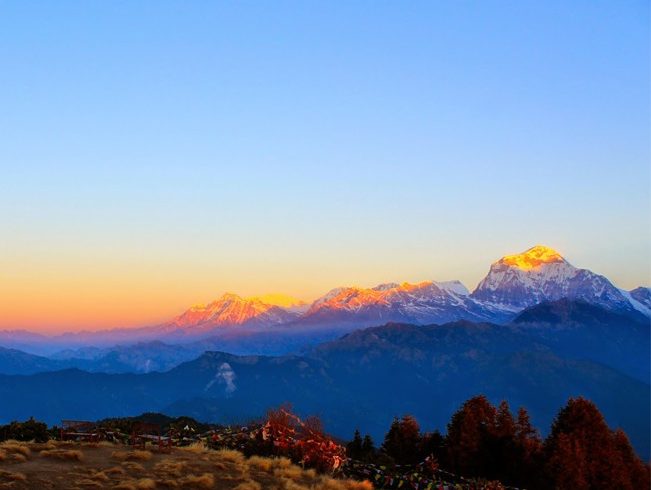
[0,244,648,458]
[0,299,647,457]
[2,245,649,354]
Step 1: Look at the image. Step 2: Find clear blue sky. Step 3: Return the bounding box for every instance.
[0,1,649,330]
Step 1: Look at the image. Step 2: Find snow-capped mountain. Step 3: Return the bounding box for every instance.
[300,280,513,326]
[471,245,636,312]
[621,286,651,317]
[1,245,646,350]
[629,287,651,309]
[166,293,300,331]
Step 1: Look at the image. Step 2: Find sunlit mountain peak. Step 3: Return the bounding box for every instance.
[499,245,566,271]
[169,292,297,329]
[218,292,245,302]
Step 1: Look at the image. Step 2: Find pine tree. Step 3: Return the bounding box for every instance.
[544,397,632,489]
[490,400,517,484]
[513,407,542,488]
[361,434,375,461]
[347,429,363,460]
[545,433,589,490]
[446,395,497,477]
[419,430,445,465]
[381,415,422,464]
[612,429,650,490]
[495,401,515,438]
[514,407,540,445]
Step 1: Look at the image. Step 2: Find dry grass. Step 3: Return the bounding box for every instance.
[234,481,262,490]
[247,455,273,472]
[75,478,104,487]
[180,472,214,488]
[274,464,304,480]
[88,470,110,482]
[153,459,187,477]
[0,440,370,489]
[121,461,146,472]
[135,477,156,489]
[0,469,27,482]
[113,479,157,490]
[214,448,245,464]
[0,442,31,458]
[272,456,293,469]
[40,449,85,461]
[26,440,56,452]
[178,442,206,453]
[280,480,310,490]
[314,477,374,490]
[111,450,153,462]
[9,453,27,463]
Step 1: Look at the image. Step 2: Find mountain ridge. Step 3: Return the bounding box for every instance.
[0,245,648,349]
[0,315,647,458]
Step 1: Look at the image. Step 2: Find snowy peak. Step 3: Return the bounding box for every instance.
[303,280,507,325]
[472,245,634,312]
[621,287,651,317]
[629,287,651,309]
[159,245,647,336]
[437,280,470,296]
[170,293,296,329]
[499,245,567,270]
[308,286,389,314]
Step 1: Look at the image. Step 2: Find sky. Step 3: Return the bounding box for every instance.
[0,1,649,332]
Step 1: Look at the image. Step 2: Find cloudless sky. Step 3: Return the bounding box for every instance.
[0,1,649,331]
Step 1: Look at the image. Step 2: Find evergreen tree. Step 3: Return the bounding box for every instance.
[544,397,633,489]
[446,395,497,477]
[611,429,650,490]
[490,400,517,484]
[381,415,422,464]
[514,407,540,446]
[347,429,363,460]
[513,407,543,488]
[495,400,515,438]
[419,430,445,465]
[545,433,589,490]
[361,434,375,459]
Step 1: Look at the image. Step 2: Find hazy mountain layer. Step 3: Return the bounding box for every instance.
[0,309,647,458]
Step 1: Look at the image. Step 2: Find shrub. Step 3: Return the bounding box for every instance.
[0,418,49,443]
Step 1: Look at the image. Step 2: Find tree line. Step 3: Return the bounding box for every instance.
[1,395,647,489]
[346,395,649,489]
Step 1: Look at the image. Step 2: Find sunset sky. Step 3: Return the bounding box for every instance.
[0,1,649,332]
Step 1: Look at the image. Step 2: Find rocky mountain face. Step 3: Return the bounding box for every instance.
[166,293,299,331]
[298,280,513,327]
[291,245,647,330]
[628,286,651,311]
[471,245,636,312]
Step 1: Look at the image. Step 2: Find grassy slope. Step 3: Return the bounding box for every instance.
[0,440,371,490]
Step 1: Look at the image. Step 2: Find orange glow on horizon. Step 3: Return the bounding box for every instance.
[0,244,642,334]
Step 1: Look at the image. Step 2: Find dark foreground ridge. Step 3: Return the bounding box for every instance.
[1,395,648,489]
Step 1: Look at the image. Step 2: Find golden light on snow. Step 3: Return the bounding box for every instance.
[500,245,565,271]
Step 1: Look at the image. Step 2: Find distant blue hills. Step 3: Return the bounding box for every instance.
[0,299,648,459]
